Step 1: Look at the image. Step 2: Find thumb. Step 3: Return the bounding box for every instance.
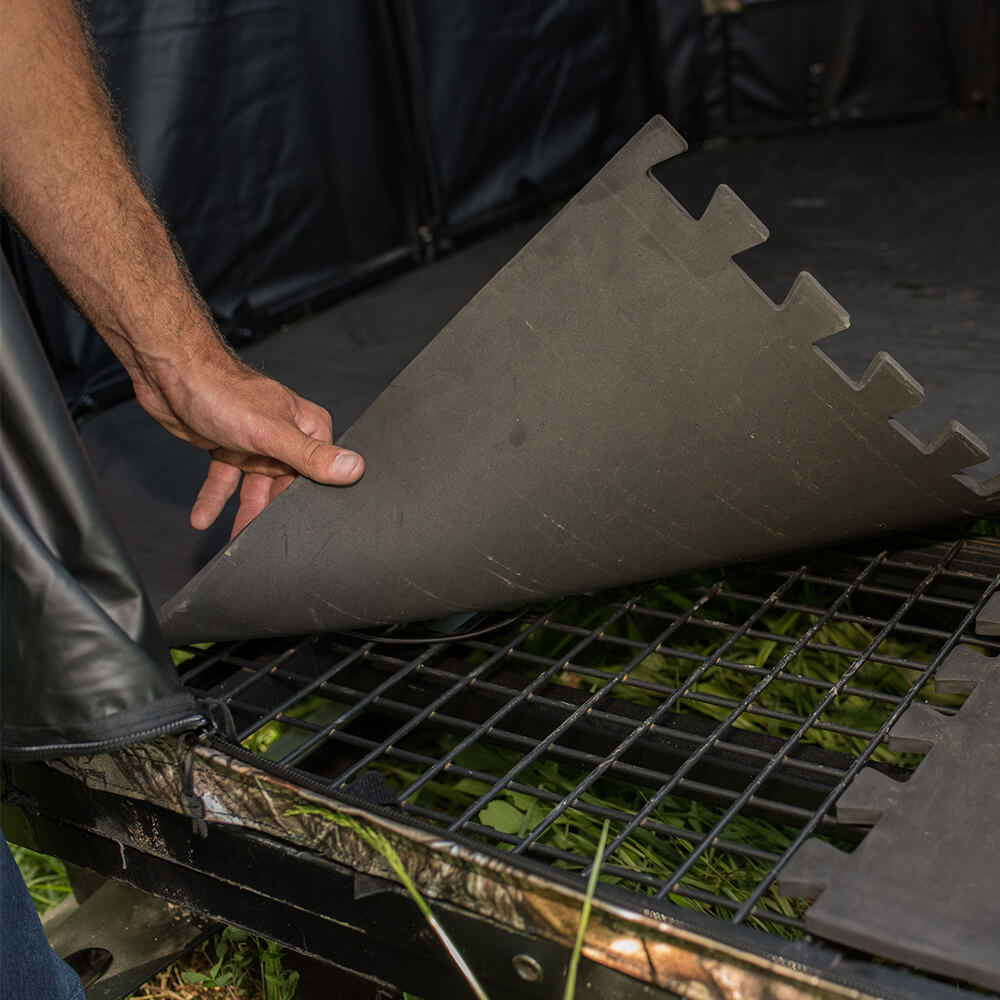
[269,423,365,485]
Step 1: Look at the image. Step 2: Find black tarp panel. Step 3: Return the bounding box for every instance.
[408,0,647,236]
[645,0,707,139]
[0,261,202,759]
[704,0,998,136]
[88,1,416,321]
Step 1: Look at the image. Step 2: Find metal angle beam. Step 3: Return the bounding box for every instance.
[160,116,999,644]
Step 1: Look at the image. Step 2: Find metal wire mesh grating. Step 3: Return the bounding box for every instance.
[176,527,1000,958]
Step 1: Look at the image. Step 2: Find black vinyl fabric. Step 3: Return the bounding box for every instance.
[408,0,646,236]
[645,0,706,139]
[704,0,997,137]
[86,1,416,320]
[0,261,203,759]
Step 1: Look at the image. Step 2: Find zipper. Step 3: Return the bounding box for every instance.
[1,712,208,762]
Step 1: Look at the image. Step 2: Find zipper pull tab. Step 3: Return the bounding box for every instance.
[175,732,209,838]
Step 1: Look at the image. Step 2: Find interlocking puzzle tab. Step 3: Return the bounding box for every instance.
[778,604,1000,991]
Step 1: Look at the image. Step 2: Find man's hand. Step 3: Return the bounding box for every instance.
[1,0,363,537]
[129,339,364,537]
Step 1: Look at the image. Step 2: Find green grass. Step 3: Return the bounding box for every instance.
[514,580,957,764]
[132,928,299,1000]
[373,739,813,935]
[7,843,73,915]
[970,518,1000,537]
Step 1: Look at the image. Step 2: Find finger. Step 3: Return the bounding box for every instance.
[191,459,242,530]
[229,471,293,540]
[230,472,274,539]
[210,447,295,479]
[269,472,296,504]
[263,423,364,485]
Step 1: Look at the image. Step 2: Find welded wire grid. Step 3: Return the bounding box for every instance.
[176,526,1000,963]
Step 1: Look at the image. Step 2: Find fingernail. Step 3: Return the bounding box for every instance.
[333,451,361,478]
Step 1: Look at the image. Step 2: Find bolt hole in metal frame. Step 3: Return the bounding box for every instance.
[175,521,999,988]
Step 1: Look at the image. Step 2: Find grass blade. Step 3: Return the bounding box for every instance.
[286,805,491,1000]
[564,819,610,1000]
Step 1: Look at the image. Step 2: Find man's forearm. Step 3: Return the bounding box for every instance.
[0,0,223,380]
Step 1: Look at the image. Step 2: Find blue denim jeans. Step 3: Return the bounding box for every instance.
[1,837,85,1000]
